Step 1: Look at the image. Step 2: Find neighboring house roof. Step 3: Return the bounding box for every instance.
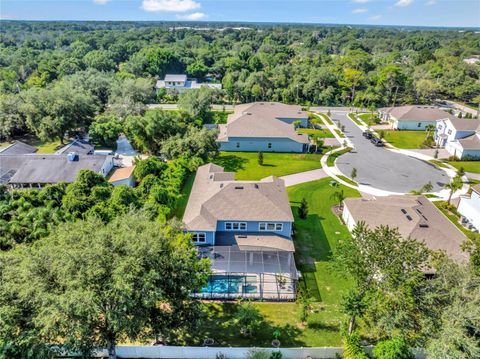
[379,105,454,122]
[0,154,109,184]
[55,139,94,155]
[447,117,480,132]
[458,133,480,150]
[0,141,37,155]
[109,165,135,183]
[218,102,310,144]
[164,74,187,82]
[183,163,294,232]
[343,195,468,263]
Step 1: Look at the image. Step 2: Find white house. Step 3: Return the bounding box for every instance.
[378,105,454,130]
[457,184,480,231]
[435,117,480,159]
[155,74,222,91]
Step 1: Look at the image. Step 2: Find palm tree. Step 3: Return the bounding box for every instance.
[444,176,463,205]
[425,124,436,140]
[331,189,346,209]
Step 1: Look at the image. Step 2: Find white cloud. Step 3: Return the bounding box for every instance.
[395,0,414,7]
[352,8,368,14]
[426,0,436,5]
[93,0,110,4]
[369,15,382,21]
[352,0,370,3]
[142,0,201,13]
[176,12,206,20]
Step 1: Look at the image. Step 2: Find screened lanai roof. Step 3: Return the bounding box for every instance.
[198,246,299,279]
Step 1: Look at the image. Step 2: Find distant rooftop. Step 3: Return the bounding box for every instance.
[379,105,455,122]
[55,139,94,155]
[164,74,187,82]
[0,141,37,155]
[448,117,480,132]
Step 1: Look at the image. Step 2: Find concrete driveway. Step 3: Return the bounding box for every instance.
[331,111,450,193]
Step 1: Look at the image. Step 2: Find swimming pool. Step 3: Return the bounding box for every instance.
[201,275,258,294]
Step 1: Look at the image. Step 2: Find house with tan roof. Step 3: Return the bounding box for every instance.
[217,102,310,153]
[108,165,135,187]
[435,117,480,159]
[183,163,298,300]
[378,105,454,130]
[342,195,469,263]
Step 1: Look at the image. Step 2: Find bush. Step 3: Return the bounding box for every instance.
[298,197,309,219]
[373,338,414,359]
[343,332,369,359]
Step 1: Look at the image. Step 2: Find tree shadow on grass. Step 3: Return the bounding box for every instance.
[186,302,306,348]
[213,155,248,173]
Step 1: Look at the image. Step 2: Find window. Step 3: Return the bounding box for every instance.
[417,122,421,128]
[438,125,442,130]
[268,143,272,149]
[448,129,452,135]
[192,233,206,243]
[259,222,283,231]
[236,142,240,148]
[224,222,247,231]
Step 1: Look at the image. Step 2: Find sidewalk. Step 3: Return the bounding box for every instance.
[280,168,327,187]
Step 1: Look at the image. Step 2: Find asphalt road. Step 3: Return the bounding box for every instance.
[331,111,450,193]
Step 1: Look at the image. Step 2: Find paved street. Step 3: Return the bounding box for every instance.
[331,111,450,193]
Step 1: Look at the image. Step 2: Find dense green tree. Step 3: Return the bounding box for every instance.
[0,212,210,358]
[178,87,220,120]
[88,114,123,147]
[83,50,116,72]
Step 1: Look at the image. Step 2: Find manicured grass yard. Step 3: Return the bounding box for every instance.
[298,128,334,138]
[448,161,480,174]
[357,113,380,126]
[213,152,322,180]
[383,130,430,149]
[171,173,195,219]
[0,137,63,153]
[327,147,352,167]
[182,179,361,347]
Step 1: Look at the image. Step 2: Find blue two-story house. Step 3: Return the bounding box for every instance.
[217,102,310,153]
[183,163,298,300]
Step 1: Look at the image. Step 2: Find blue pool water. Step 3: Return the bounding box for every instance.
[201,275,257,294]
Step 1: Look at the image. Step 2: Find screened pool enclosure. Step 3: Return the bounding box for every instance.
[194,246,299,301]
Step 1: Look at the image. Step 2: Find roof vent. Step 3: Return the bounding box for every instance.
[238,235,247,238]
[419,223,429,228]
[406,215,413,221]
[254,184,259,189]
[220,183,224,188]
[235,186,244,189]
[246,112,252,115]
[401,208,407,214]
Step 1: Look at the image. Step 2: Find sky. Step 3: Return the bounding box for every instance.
[1,0,479,28]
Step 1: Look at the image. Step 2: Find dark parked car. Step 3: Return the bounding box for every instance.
[362,131,373,139]
[371,138,384,147]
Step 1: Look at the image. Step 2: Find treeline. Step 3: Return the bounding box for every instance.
[0,156,198,250]
[1,21,480,142]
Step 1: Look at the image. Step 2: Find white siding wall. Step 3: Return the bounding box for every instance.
[342,205,356,231]
[110,176,135,187]
[396,120,437,130]
[458,191,480,230]
[100,156,114,177]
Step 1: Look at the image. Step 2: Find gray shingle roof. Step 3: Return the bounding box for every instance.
[448,118,480,132]
[0,141,37,155]
[0,154,109,184]
[343,195,468,263]
[217,102,310,144]
[458,134,480,150]
[55,139,94,155]
[164,74,187,82]
[379,105,454,122]
[183,163,294,231]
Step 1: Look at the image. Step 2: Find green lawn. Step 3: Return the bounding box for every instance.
[348,113,363,126]
[327,147,352,167]
[181,179,361,347]
[212,152,322,180]
[170,173,195,219]
[433,201,476,239]
[0,137,63,153]
[448,161,480,174]
[316,113,334,125]
[358,113,380,126]
[383,130,430,149]
[297,127,334,138]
